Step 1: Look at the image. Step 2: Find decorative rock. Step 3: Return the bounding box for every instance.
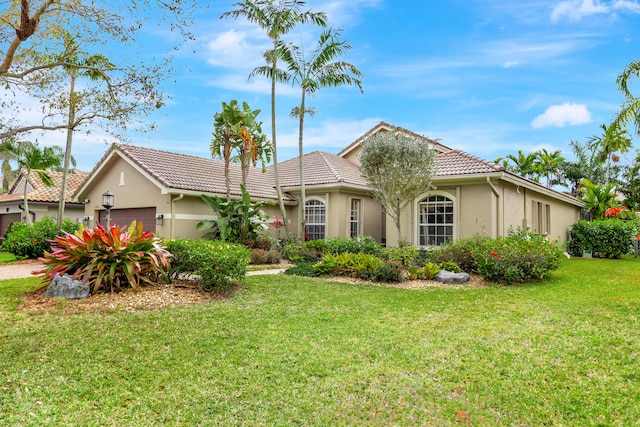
[45,273,91,299]
[435,270,470,284]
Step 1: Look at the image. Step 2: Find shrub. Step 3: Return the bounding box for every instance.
[430,234,494,273]
[39,222,170,293]
[372,260,405,282]
[249,248,282,265]
[304,239,326,253]
[568,220,634,258]
[439,261,461,273]
[313,252,382,280]
[282,241,322,264]
[407,262,441,280]
[283,262,319,277]
[324,235,383,257]
[2,217,80,260]
[165,239,250,290]
[383,246,419,266]
[474,231,564,284]
[243,237,272,250]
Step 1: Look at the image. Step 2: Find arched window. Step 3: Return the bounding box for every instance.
[418,195,454,246]
[305,199,326,241]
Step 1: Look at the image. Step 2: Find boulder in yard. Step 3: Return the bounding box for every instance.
[435,270,470,284]
[45,273,91,299]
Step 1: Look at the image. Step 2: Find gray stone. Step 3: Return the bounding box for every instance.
[45,273,91,299]
[435,270,470,284]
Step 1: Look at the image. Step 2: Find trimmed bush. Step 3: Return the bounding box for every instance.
[324,235,383,257]
[283,241,322,264]
[429,234,493,273]
[439,261,461,273]
[39,222,171,293]
[165,239,250,290]
[250,248,282,265]
[2,217,80,260]
[568,220,635,258]
[382,246,420,266]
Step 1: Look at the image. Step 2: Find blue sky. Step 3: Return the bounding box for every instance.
[61,0,640,171]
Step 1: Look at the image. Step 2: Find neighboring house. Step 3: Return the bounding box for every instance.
[74,122,585,245]
[0,169,89,237]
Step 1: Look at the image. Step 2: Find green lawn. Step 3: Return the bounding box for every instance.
[1,257,639,426]
[0,252,16,263]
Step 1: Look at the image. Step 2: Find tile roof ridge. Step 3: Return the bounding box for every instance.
[318,151,345,183]
[444,149,505,171]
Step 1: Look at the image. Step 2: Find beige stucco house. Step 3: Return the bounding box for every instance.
[74,122,584,246]
[0,169,88,237]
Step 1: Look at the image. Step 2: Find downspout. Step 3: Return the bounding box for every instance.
[171,194,184,239]
[18,203,35,224]
[486,177,501,238]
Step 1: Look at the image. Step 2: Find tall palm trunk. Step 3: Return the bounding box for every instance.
[23,168,32,226]
[57,74,76,230]
[297,88,306,239]
[270,56,288,234]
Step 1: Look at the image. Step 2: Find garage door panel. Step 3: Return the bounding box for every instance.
[98,207,156,233]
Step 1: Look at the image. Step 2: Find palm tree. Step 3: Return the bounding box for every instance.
[56,37,113,229]
[224,0,327,234]
[273,28,363,236]
[9,141,65,226]
[535,149,565,188]
[495,150,541,182]
[587,123,632,185]
[614,59,640,135]
[579,178,619,220]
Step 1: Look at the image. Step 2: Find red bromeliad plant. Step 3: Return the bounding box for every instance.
[38,221,171,293]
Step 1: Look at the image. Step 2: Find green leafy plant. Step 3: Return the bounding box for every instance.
[2,217,80,259]
[568,219,635,258]
[430,234,494,273]
[38,221,171,293]
[383,246,419,266]
[439,261,461,273]
[323,235,382,256]
[165,239,250,290]
[197,184,273,243]
[371,260,405,282]
[313,252,382,280]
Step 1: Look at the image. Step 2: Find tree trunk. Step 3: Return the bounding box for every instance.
[298,89,306,240]
[57,74,76,230]
[23,169,32,227]
[270,56,288,234]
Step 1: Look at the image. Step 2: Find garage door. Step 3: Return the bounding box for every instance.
[98,207,156,233]
[0,213,22,238]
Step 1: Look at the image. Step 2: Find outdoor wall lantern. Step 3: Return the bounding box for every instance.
[102,190,114,228]
[156,214,164,225]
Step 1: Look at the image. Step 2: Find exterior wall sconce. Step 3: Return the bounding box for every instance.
[83,216,90,225]
[156,214,164,225]
[102,190,114,228]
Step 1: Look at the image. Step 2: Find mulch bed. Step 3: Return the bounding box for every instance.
[18,274,489,315]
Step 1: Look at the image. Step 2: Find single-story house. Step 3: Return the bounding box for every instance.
[0,169,89,236]
[74,122,584,245]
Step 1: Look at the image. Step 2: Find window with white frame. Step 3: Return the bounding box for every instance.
[350,199,361,237]
[305,199,326,241]
[418,195,454,246]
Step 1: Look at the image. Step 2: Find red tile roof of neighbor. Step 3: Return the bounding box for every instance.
[0,169,89,204]
[435,149,504,176]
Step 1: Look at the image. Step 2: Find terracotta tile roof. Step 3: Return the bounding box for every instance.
[434,150,504,176]
[276,151,368,187]
[113,144,294,201]
[0,169,89,204]
[338,121,452,158]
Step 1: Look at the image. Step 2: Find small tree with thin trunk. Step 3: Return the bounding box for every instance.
[359,131,436,246]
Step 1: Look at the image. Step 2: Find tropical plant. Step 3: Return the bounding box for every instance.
[359,130,436,245]
[579,178,619,220]
[196,184,274,243]
[224,0,328,234]
[210,100,271,199]
[613,59,640,136]
[0,138,18,192]
[6,140,65,226]
[273,28,363,235]
[587,123,632,185]
[38,221,171,293]
[620,149,640,210]
[535,148,565,188]
[494,150,541,182]
[1,216,79,259]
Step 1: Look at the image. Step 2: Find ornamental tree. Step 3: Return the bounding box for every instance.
[359,131,436,246]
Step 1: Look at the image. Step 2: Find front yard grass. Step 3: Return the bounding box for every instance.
[1,257,639,426]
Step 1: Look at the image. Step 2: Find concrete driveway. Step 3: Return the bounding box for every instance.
[0,262,45,280]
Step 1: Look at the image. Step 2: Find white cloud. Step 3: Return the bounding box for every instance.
[551,0,640,22]
[530,103,592,128]
[204,29,268,69]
